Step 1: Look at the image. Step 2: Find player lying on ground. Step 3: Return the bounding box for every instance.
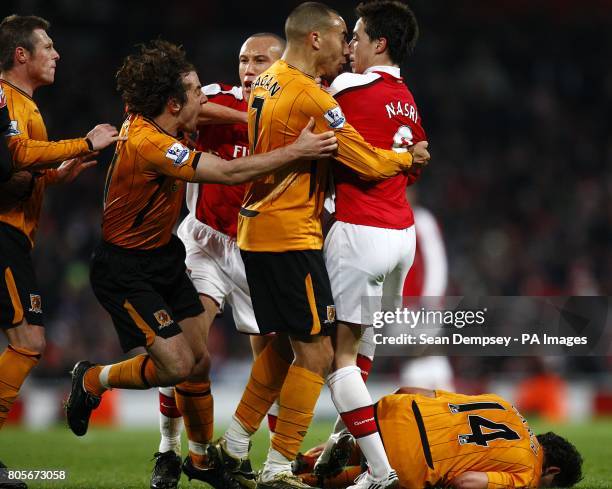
[293,388,583,489]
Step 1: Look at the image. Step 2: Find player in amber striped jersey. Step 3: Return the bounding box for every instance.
[296,388,583,489]
[216,4,429,489]
[150,33,287,489]
[0,17,121,486]
[64,40,337,485]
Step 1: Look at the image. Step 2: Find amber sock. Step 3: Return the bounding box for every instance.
[271,365,325,461]
[175,380,213,468]
[235,342,291,433]
[83,354,161,396]
[0,345,40,429]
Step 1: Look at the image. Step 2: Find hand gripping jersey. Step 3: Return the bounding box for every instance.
[0,80,91,244]
[376,391,543,488]
[186,83,248,239]
[102,114,200,250]
[238,60,414,252]
[328,66,427,229]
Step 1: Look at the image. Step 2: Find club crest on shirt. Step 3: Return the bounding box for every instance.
[325,305,336,324]
[324,106,346,129]
[392,125,414,153]
[165,143,190,167]
[28,294,42,314]
[154,309,173,328]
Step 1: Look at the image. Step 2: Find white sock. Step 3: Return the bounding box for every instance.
[158,386,183,455]
[328,366,392,479]
[224,415,252,459]
[260,447,292,481]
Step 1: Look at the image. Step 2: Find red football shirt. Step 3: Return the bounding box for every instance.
[190,83,248,238]
[330,66,426,229]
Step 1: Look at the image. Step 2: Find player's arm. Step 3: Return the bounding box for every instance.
[193,118,336,184]
[448,472,489,489]
[304,91,429,180]
[8,123,122,170]
[142,118,336,184]
[198,101,247,125]
[0,87,12,181]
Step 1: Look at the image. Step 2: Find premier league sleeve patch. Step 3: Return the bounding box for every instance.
[165,142,191,167]
[4,120,20,137]
[324,106,346,129]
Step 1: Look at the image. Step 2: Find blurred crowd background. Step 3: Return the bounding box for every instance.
[1,0,610,405]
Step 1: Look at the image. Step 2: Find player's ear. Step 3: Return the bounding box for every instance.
[543,466,561,477]
[310,31,322,50]
[168,97,182,114]
[14,47,28,65]
[375,37,388,55]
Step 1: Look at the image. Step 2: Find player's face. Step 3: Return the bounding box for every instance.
[178,71,207,133]
[350,18,376,74]
[26,29,60,87]
[239,36,283,99]
[318,15,350,80]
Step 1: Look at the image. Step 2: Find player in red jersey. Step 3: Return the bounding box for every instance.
[320,3,427,489]
[149,33,287,489]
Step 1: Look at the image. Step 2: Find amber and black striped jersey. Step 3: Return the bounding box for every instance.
[376,390,543,488]
[237,60,413,252]
[101,114,200,250]
[0,80,91,245]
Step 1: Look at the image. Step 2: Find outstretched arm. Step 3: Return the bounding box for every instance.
[8,124,123,170]
[192,118,337,184]
[198,101,247,125]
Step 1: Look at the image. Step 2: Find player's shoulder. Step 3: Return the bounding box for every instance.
[129,115,176,152]
[203,83,243,101]
[328,71,383,98]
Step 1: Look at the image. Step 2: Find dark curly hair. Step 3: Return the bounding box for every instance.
[356,0,419,65]
[116,40,195,119]
[537,432,583,487]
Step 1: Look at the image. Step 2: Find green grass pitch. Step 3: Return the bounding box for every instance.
[1,419,611,488]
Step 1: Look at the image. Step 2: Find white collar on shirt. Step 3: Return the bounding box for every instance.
[363,65,401,78]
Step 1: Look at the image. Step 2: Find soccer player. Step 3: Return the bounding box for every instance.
[0,15,121,488]
[149,33,287,489]
[64,39,337,471]
[212,3,430,489]
[296,388,583,489]
[318,4,427,488]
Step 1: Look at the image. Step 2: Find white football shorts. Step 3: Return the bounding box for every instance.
[324,221,416,325]
[177,215,259,334]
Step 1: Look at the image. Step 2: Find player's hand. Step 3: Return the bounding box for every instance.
[408,140,430,166]
[55,153,98,184]
[293,117,338,160]
[85,123,126,151]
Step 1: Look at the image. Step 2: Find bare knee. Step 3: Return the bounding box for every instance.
[188,346,211,382]
[292,337,334,377]
[6,323,46,355]
[150,341,195,385]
